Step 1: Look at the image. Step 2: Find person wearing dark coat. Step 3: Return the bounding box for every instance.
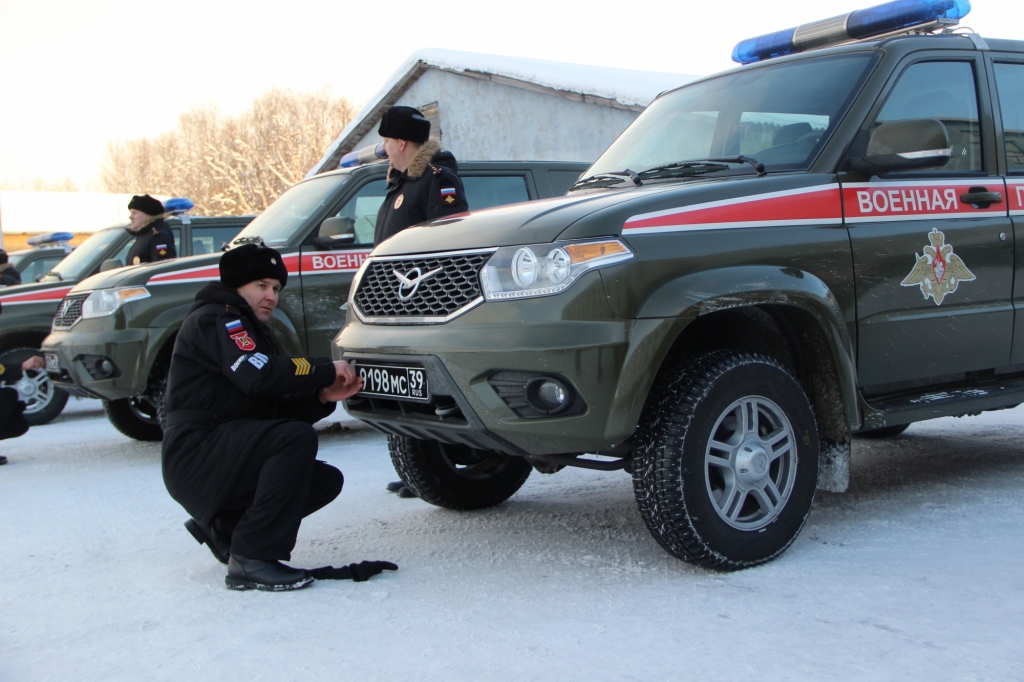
[373,105,469,247]
[0,339,44,465]
[161,243,389,591]
[373,105,470,498]
[0,250,22,287]
[125,194,177,266]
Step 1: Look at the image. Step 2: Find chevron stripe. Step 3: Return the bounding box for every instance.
[291,358,311,376]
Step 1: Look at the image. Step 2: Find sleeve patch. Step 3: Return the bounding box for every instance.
[441,187,457,204]
[292,358,312,376]
[230,355,248,372]
[0,364,5,375]
[248,353,269,370]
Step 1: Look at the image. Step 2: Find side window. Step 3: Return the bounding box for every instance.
[873,61,982,172]
[994,63,1024,172]
[191,225,245,255]
[25,257,63,282]
[461,176,529,211]
[332,179,388,245]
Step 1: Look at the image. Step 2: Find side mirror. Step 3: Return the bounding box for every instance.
[850,118,951,176]
[99,258,123,272]
[312,216,356,250]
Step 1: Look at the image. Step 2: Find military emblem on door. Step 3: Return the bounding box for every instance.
[900,228,976,305]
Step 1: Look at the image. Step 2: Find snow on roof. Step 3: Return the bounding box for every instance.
[309,48,699,177]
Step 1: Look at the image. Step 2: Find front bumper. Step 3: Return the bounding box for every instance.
[335,275,687,456]
[42,324,167,401]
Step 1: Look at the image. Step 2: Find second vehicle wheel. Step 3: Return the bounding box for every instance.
[633,351,819,570]
[104,395,163,441]
[388,436,532,510]
[0,347,69,426]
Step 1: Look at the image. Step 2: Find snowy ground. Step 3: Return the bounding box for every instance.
[2,398,1023,681]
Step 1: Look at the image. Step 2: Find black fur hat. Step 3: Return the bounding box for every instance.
[377,105,430,143]
[220,243,288,289]
[128,194,164,216]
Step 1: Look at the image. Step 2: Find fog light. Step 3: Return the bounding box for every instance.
[525,377,573,415]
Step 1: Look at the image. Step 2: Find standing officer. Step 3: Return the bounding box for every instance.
[373,105,469,498]
[161,243,394,591]
[126,194,177,265]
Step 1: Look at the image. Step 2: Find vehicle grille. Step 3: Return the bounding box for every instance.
[52,293,89,329]
[353,252,491,323]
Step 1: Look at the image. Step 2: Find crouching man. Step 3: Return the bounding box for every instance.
[161,243,386,591]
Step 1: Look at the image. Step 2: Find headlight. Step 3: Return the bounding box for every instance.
[81,287,151,319]
[481,238,634,300]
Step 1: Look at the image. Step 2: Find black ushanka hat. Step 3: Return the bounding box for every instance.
[377,105,430,143]
[220,243,288,289]
[127,194,164,216]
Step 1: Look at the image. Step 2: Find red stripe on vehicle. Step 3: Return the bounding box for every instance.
[623,185,842,234]
[843,180,1008,223]
[1007,179,1024,217]
[0,286,73,305]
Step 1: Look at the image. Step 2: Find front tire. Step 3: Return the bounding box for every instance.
[0,347,69,426]
[633,351,819,570]
[388,436,532,510]
[104,396,163,441]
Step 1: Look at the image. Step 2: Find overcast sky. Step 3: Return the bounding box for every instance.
[1,0,1021,189]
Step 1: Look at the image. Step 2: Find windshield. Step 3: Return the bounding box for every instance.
[232,174,350,246]
[584,53,878,184]
[46,227,126,281]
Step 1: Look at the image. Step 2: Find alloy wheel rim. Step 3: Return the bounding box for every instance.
[14,370,54,414]
[704,396,798,531]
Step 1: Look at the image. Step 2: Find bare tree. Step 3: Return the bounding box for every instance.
[100,88,358,215]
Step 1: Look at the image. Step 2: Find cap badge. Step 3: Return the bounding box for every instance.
[270,258,277,264]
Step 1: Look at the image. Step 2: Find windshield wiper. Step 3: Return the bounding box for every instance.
[637,156,767,180]
[569,169,643,191]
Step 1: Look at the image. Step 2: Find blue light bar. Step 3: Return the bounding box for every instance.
[732,0,971,64]
[27,232,75,247]
[339,142,388,168]
[164,197,194,214]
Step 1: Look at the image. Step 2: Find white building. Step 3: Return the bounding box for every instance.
[309,49,697,176]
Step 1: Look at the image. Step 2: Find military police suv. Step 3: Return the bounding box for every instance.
[41,161,589,440]
[1,215,250,425]
[334,5,1024,569]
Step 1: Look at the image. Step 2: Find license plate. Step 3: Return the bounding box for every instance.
[45,353,61,373]
[355,363,429,402]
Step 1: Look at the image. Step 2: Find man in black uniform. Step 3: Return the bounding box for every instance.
[161,243,393,591]
[0,320,44,465]
[0,250,22,287]
[373,105,469,246]
[373,105,470,497]
[125,194,177,266]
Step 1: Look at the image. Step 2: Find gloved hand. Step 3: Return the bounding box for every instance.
[310,561,399,582]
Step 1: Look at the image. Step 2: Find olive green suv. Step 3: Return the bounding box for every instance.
[42,161,588,439]
[335,31,1024,569]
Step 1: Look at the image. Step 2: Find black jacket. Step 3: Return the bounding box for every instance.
[126,218,177,265]
[161,281,336,525]
[373,139,469,246]
[0,263,21,287]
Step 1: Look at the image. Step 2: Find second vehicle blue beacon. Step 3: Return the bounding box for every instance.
[732,0,972,64]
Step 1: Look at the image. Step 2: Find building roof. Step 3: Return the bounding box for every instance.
[309,48,698,177]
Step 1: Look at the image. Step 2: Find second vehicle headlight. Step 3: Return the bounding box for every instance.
[481,238,634,300]
[81,287,151,319]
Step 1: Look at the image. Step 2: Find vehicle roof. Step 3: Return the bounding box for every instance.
[9,246,68,257]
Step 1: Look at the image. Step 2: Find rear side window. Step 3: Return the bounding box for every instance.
[191,224,246,255]
[873,61,982,172]
[993,63,1024,172]
[462,176,529,210]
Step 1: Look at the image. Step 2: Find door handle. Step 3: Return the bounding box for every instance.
[960,187,1003,209]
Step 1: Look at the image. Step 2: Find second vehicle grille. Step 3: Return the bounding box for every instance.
[52,293,89,329]
[353,251,491,323]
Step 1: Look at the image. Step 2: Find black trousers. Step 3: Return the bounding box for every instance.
[216,421,343,561]
[0,388,29,443]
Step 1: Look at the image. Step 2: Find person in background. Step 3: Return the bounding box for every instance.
[161,243,395,591]
[0,250,22,287]
[126,194,177,265]
[0,350,45,465]
[372,105,469,498]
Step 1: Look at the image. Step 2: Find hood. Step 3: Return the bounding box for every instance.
[70,252,224,293]
[371,179,719,256]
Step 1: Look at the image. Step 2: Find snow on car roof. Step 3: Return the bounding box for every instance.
[308,48,699,178]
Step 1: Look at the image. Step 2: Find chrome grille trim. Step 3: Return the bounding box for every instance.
[52,293,89,330]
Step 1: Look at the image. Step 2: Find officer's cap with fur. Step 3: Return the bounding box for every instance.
[127,194,164,217]
[378,105,430,144]
[220,243,288,289]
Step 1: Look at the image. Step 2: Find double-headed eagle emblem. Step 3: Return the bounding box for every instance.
[900,228,975,305]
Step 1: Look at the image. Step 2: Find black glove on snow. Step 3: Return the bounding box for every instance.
[310,561,399,582]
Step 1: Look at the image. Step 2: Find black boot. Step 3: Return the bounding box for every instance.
[225,555,313,592]
[386,481,403,492]
[184,519,230,565]
[0,455,7,465]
